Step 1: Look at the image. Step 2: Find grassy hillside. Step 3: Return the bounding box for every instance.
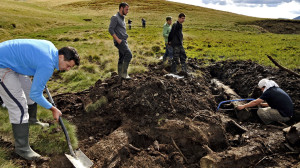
[1,0,299,93]
[0,0,299,166]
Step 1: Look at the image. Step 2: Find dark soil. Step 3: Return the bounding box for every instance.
[2,59,300,168]
[245,19,300,34]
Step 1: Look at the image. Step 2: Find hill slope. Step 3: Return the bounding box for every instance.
[0,0,299,93]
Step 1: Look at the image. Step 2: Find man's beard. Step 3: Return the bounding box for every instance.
[122,9,127,16]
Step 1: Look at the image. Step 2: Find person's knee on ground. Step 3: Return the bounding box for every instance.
[257,107,290,125]
[257,108,271,124]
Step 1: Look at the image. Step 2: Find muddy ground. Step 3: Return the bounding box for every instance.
[2,59,299,168]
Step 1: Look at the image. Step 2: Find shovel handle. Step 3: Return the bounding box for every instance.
[45,86,76,157]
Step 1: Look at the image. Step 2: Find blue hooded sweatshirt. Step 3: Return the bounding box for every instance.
[0,39,59,109]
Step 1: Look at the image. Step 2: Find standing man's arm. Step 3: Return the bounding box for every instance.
[112,34,122,44]
[168,24,176,45]
[29,67,62,121]
[109,16,122,44]
[163,25,169,39]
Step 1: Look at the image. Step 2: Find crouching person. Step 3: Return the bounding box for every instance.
[0,39,80,160]
[237,78,293,124]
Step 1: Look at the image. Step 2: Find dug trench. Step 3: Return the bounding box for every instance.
[3,59,300,167]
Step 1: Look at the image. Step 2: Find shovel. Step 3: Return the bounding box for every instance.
[45,86,93,168]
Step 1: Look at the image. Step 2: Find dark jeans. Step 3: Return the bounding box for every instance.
[172,45,186,65]
[163,43,173,60]
[114,40,132,64]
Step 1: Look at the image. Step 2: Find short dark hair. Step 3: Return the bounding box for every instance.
[119,2,129,9]
[178,13,185,18]
[58,47,80,66]
[166,16,172,21]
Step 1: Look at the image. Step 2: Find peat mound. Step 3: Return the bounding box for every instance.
[49,59,299,167]
[6,59,299,167]
[245,19,300,34]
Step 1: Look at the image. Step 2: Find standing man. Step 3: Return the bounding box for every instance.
[109,2,132,80]
[237,78,293,124]
[0,39,80,160]
[142,18,146,28]
[128,19,132,30]
[168,13,187,74]
[162,16,173,63]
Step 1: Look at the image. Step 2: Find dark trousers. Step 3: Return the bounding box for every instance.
[172,45,186,65]
[163,43,173,60]
[114,40,132,64]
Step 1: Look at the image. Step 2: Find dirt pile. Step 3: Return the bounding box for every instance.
[51,59,299,168]
[245,19,300,34]
[3,59,300,167]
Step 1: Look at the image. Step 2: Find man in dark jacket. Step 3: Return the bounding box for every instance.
[168,13,187,74]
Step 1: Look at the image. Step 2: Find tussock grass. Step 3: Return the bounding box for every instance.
[85,96,108,113]
[0,147,17,168]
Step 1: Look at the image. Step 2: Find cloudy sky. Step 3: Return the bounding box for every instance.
[167,0,300,19]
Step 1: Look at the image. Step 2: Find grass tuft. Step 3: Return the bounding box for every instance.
[85,96,108,113]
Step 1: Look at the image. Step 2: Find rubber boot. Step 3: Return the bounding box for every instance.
[118,63,123,78]
[181,63,188,73]
[12,123,41,160]
[28,103,49,127]
[162,55,167,63]
[122,61,131,80]
[171,62,177,74]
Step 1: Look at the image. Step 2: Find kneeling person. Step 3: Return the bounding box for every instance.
[237,78,293,124]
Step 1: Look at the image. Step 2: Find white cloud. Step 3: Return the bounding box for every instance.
[167,0,300,19]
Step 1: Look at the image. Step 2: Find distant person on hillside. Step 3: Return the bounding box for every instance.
[109,2,132,79]
[168,13,187,74]
[237,78,293,124]
[0,96,4,107]
[0,39,80,160]
[142,18,146,28]
[128,19,132,30]
[162,16,173,63]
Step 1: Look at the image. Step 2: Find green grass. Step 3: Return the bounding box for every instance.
[0,147,17,168]
[0,0,299,165]
[2,0,298,93]
[0,105,78,166]
[85,96,108,113]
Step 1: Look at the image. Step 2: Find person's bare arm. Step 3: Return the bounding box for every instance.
[50,106,62,121]
[237,98,264,110]
[260,102,269,107]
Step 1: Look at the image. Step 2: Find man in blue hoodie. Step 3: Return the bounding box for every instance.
[0,39,80,160]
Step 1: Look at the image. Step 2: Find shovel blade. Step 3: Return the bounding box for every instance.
[65,149,93,168]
